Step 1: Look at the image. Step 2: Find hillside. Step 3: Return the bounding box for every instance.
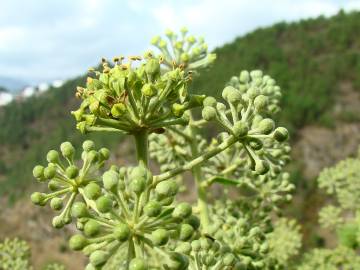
[1,10,360,200]
[1,10,360,267]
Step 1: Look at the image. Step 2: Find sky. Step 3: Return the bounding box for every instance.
[1,0,360,85]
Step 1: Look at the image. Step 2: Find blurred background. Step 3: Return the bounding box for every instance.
[1,0,360,268]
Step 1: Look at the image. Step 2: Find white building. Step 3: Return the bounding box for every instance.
[38,83,49,93]
[0,92,14,106]
[22,86,36,98]
[52,80,64,88]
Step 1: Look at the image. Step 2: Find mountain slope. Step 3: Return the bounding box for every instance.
[1,10,360,198]
[192,10,360,133]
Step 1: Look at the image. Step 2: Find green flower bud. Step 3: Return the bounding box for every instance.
[129,258,148,270]
[273,127,289,142]
[257,118,275,135]
[187,35,196,44]
[200,238,212,250]
[71,202,89,218]
[84,220,101,237]
[179,224,194,241]
[152,228,169,246]
[141,83,157,97]
[172,103,185,117]
[114,223,130,242]
[191,240,201,251]
[33,165,45,179]
[144,201,162,217]
[99,148,110,160]
[111,103,127,118]
[250,70,263,79]
[50,197,63,211]
[186,215,200,230]
[44,166,56,179]
[247,87,259,99]
[145,59,160,76]
[84,183,101,200]
[129,177,146,195]
[69,234,88,251]
[239,70,250,83]
[130,165,148,179]
[151,35,160,45]
[87,150,99,163]
[233,121,249,137]
[31,192,46,205]
[82,140,95,152]
[60,142,75,158]
[89,250,108,267]
[66,165,79,179]
[155,180,179,198]
[254,95,268,111]
[248,138,263,150]
[180,53,190,63]
[48,179,62,191]
[175,242,192,255]
[202,106,217,121]
[102,170,119,191]
[203,96,217,107]
[167,252,189,270]
[52,216,65,229]
[47,150,60,163]
[255,160,269,175]
[96,196,113,213]
[222,86,235,100]
[173,202,192,219]
[223,86,242,103]
[216,102,226,112]
[223,253,235,266]
[159,196,174,206]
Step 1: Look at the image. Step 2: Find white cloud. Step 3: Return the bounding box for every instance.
[0,0,359,84]
[0,26,26,50]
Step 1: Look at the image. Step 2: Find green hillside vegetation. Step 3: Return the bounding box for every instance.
[0,10,360,198]
[193,10,360,133]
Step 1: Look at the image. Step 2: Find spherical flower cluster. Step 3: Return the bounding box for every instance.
[318,205,344,229]
[316,148,360,248]
[149,129,195,172]
[0,238,31,270]
[267,218,302,267]
[201,70,289,175]
[72,54,204,135]
[187,237,243,269]
[151,27,216,72]
[67,165,200,269]
[203,172,295,269]
[297,246,360,270]
[0,238,66,270]
[318,152,360,210]
[30,140,110,228]
[227,70,282,115]
[207,200,272,269]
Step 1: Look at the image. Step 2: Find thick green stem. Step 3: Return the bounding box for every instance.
[153,135,238,183]
[187,113,210,231]
[190,137,210,230]
[134,130,149,167]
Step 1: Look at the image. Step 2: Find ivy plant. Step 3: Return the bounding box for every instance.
[0,238,65,270]
[30,28,294,270]
[297,147,360,270]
